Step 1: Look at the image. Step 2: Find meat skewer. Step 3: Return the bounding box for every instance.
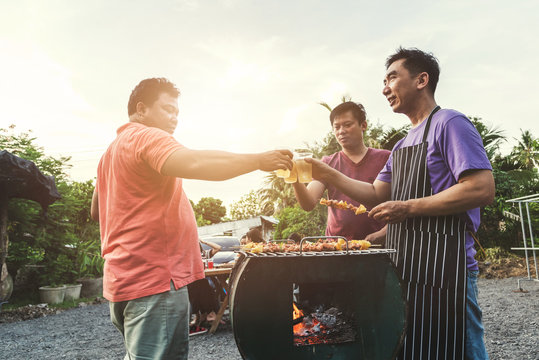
[319,198,367,215]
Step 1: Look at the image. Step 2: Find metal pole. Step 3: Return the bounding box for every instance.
[518,202,531,280]
[524,202,538,280]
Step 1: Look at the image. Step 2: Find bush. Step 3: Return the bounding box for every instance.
[273,205,327,240]
[2,126,100,292]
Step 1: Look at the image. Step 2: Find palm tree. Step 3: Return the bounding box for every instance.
[379,124,410,150]
[510,129,539,170]
[469,117,506,162]
[257,172,297,215]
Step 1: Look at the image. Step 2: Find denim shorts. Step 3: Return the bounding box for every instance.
[466,270,489,360]
[110,282,190,360]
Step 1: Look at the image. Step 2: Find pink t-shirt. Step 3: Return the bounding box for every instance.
[321,148,390,240]
[96,122,204,302]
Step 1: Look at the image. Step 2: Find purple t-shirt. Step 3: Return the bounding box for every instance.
[321,148,390,240]
[377,109,492,270]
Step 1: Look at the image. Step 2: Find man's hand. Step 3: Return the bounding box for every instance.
[369,201,411,224]
[257,149,293,172]
[364,225,387,246]
[305,157,335,182]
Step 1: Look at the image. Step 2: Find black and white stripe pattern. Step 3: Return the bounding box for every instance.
[386,107,467,360]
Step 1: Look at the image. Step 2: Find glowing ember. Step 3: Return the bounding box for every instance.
[292,303,323,336]
[292,303,356,346]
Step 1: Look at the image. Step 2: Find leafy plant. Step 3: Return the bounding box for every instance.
[77,237,104,279]
[273,205,326,240]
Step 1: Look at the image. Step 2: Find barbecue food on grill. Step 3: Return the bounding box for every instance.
[319,198,367,215]
[240,238,371,253]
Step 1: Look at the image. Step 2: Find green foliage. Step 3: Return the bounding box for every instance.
[469,117,506,162]
[509,129,539,170]
[77,237,104,279]
[193,197,226,224]
[379,124,410,150]
[483,247,518,263]
[258,173,298,215]
[477,169,539,249]
[273,205,326,240]
[0,125,71,182]
[2,126,101,290]
[229,190,267,220]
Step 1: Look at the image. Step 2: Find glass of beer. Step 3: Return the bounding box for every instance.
[284,162,298,183]
[295,149,313,183]
[274,147,291,178]
[275,168,290,178]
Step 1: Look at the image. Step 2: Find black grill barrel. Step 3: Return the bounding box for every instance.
[230,250,407,360]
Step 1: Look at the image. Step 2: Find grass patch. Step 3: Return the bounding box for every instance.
[2,295,102,311]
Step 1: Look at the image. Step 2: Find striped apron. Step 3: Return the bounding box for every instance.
[386,106,467,360]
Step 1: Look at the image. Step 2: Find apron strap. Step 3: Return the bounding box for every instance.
[422,105,441,143]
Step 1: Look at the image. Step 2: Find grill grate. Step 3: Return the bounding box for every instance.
[238,248,396,258]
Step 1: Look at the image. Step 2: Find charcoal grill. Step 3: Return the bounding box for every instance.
[230,237,407,360]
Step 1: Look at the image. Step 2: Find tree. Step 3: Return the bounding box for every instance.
[469,117,506,162]
[258,172,298,215]
[1,126,101,289]
[273,205,326,240]
[510,129,539,170]
[193,197,226,224]
[229,190,267,220]
[0,125,71,182]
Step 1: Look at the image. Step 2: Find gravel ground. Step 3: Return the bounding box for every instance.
[0,277,537,360]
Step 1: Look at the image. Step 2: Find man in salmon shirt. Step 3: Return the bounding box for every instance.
[90,78,292,360]
[292,101,390,244]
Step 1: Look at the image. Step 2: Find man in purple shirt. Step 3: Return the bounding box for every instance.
[309,48,494,359]
[292,102,390,243]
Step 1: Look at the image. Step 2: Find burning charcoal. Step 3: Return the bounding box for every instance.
[314,313,337,328]
[325,307,340,316]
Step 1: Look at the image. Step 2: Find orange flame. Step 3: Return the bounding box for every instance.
[293,303,322,335]
[293,303,303,319]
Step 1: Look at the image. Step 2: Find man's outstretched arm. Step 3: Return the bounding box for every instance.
[161,149,293,180]
[308,157,391,208]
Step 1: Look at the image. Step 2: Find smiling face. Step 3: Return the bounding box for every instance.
[332,110,366,149]
[138,92,179,134]
[382,58,420,115]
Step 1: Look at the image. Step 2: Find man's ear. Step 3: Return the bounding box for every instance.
[416,72,429,90]
[360,120,368,132]
[135,101,147,117]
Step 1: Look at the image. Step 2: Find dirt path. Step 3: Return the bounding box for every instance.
[0,277,537,359]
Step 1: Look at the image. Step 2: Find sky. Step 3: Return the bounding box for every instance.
[1,0,538,212]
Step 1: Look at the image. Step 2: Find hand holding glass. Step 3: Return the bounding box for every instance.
[294,149,313,183]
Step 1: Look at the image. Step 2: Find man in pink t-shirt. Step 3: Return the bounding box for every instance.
[293,102,390,243]
[90,78,293,360]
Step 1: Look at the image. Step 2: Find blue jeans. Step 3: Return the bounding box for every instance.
[110,282,190,360]
[466,270,489,360]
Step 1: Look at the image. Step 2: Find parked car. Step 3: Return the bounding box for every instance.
[200,236,240,264]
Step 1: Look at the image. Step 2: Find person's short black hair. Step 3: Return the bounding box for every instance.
[246,228,264,243]
[329,101,366,126]
[385,47,440,94]
[127,78,180,116]
[287,232,302,243]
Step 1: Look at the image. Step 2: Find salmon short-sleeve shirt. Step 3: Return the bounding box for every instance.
[96,122,204,302]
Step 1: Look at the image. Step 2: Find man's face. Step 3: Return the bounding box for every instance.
[140,92,179,134]
[382,58,418,114]
[332,111,366,149]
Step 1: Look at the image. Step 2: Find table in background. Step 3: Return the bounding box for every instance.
[204,266,233,333]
